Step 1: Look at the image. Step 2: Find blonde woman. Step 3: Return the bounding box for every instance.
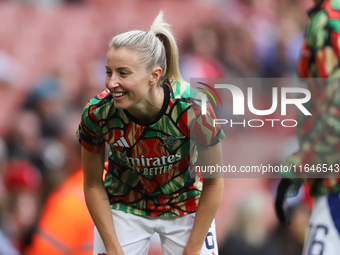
[77,11,224,255]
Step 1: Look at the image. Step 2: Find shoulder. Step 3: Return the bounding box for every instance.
[317,0,340,27]
[168,79,201,100]
[87,89,113,107]
[327,1,340,32]
[326,0,340,17]
[306,2,340,49]
[81,89,115,122]
[166,79,206,120]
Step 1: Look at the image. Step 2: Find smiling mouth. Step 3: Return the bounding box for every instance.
[112,92,127,97]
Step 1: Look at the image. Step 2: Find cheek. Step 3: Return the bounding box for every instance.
[104,76,111,88]
[138,83,151,95]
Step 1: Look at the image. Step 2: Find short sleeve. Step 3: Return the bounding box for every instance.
[192,102,225,150]
[76,102,105,153]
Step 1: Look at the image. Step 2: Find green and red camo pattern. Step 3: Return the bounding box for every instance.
[77,79,224,216]
[283,0,340,196]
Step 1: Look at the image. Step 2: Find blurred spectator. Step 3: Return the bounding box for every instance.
[0,50,28,137]
[222,23,260,77]
[219,191,277,255]
[24,169,93,255]
[0,138,21,255]
[0,50,27,87]
[0,231,20,255]
[26,71,65,138]
[269,203,309,255]
[0,137,8,202]
[2,159,42,253]
[218,185,309,255]
[180,23,226,80]
[259,12,304,78]
[268,183,312,255]
[7,110,45,176]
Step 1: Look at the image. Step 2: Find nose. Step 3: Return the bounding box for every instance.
[106,74,120,90]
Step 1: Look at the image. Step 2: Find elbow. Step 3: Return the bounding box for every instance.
[202,178,224,193]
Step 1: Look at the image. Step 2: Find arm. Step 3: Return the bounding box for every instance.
[82,147,124,255]
[183,143,224,255]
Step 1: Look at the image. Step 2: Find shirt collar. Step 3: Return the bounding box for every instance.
[308,0,326,18]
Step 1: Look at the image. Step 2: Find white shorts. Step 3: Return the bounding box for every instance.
[302,193,340,255]
[93,209,218,255]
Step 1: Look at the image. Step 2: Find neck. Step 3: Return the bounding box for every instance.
[127,85,165,123]
[313,0,323,5]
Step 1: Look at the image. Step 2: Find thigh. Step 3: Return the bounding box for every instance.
[93,209,154,255]
[302,194,340,255]
[158,214,219,255]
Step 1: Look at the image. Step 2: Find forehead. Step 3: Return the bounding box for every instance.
[106,47,144,69]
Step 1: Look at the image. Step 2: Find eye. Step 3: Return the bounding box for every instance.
[120,71,129,76]
[105,70,112,77]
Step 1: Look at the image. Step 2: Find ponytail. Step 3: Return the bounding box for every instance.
[149,11,183,82]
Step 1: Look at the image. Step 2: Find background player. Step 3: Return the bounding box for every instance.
[275,0,340,254]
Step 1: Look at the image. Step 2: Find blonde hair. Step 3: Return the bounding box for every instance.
[108,11,183,83]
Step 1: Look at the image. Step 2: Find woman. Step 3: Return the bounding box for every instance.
[77,11,225,255]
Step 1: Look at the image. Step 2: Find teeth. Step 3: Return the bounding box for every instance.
[113,93,125,97]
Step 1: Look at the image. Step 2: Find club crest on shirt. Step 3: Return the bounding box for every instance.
[159,135,186,146]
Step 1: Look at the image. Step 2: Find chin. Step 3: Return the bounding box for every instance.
[113,102,128,110]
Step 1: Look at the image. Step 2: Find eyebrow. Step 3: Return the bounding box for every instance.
[105,66,132,71]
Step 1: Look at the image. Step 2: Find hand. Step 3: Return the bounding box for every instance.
[105,246,125,255]
[182,243,202,255]
[274,178,302,225]
[105,251,124,255]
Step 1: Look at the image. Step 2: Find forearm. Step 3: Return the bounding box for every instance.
[82,147,123,254]
[84,184,121,253]
[186,178,223,250]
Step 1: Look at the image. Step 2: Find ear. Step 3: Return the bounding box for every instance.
[149,66,162,86]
